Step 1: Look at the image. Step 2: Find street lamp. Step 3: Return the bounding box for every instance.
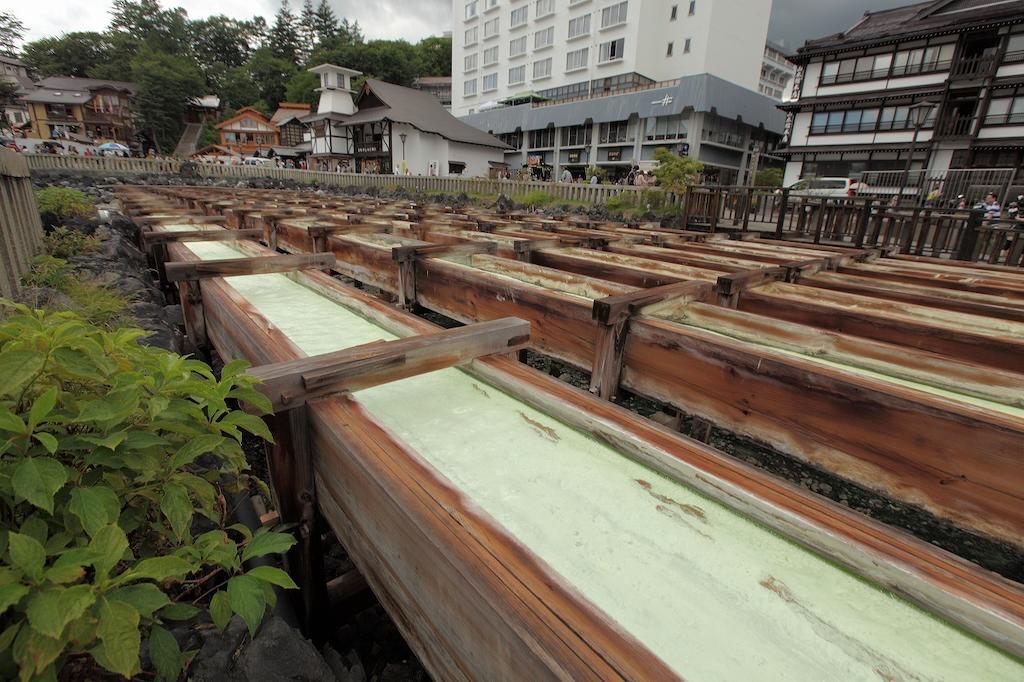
[399,132,407,174]
[896,100,937,205]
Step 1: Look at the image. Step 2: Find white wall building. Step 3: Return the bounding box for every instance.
[303,64,508,177]
[452,0,773,117]
[760,41,796,101]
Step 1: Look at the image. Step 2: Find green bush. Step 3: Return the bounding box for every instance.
[513,190,555,207]
[0,302,294,681]
[20,256,73,291]
[603,194,637,212]
[41,227,100,260]
[34,188,94,224]
[20,257,129,328]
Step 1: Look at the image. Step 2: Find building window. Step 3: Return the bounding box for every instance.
[599,38,625,62]
[465,26,479,45]
[820,43,954,85]
[509,65,526,84]
[482,72,498,92]
[683,38,690,53]
[511,5,528,27]
[535,0,555,19]
[666,42,673,57]
[601,1,628,28]
[483,46,499,65]
[561,124,592,147]
[535,26,554,49]
[568,15,591,39]
[499,130,522,148]
[646,114,687,141]
[984,96,1024,125]
[670,4,677,20]
[484,17,500,37]
[510,35,527,56]
[529,127,556,148]
[464,53,478,72]
[465,1,478,19]
[464,78,478,96]
[533,57,553,79]
[485,0,499,9]
[599,120,629,143]
[808,105,934,134]
[566,47,589,71]
[689,0,695,15]
[1005,34,1024,63]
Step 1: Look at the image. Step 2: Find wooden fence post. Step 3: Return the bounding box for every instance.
[955,210,984,261]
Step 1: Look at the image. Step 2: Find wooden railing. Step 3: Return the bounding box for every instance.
[23,153,680,206]
[0,150,45,297]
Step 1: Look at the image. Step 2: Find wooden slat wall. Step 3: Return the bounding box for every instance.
[0,150,43,298]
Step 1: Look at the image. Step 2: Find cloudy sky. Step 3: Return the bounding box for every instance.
[15,0,911,49]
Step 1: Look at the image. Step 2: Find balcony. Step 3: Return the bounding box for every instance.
[935,115,975,138]
[950,54,996,80]
[701,130,745,149]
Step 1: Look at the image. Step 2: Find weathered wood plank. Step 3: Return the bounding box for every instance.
[164,253,336,281]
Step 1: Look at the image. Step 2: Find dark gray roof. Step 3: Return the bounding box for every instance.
[358,79,509,149]
[459,74,786,135]
[794,0,1024,61]
[37,76,136,94]
[21,89,93,104]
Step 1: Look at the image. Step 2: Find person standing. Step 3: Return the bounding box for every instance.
[982,191,1002,222]
[560,168,573,183]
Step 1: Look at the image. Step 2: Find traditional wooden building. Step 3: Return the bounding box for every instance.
[271,102,312,147]
[22,76,136,144]
[303,64,507,175]
[216,107,278,156]
[781,0,1024,196]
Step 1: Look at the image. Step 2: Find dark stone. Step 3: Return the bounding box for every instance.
[164,304,184,326]
[180,161,201,180]
[236,616,336,682]
[495,193,514,214]
[15,287,75,311]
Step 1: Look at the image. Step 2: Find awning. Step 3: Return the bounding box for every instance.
[488,160,510,168]
[66,132,94,144]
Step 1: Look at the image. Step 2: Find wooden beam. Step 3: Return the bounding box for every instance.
[164,253,336,282]
[593,281,714,326]
[391,242,498,262]
[142,228,263,246]
[714,266,787,307]
[248,317,531,412]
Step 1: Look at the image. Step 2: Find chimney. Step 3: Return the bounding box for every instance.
[309,64,363,116]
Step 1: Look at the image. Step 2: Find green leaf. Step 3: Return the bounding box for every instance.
[226,575,266,636]
[0,621,21,653]
[209,590,231,631]
[160,483,193,542]
[0,583,28,614]
[115,556,192,585]
[25,585,95,639]
[69,486,122,537]
[44,563,85,584]
[33,432,59,454]
[93,598,141,679]
[75,389,139,425]
[219,412,274,442]
[19,517,48,545]
[12,457,67,513]
[168,434,226,470]
[0,407,26,434]
[246,565,298,590]
[12,623,64,678]
[241,529,296,563]
[8,532,46,582]
[149,624,182,682]
[0,348,45,398]
[89,524,130,579]
[221,359,251,379]
[159,602,201,621]
[108,584,170,618]
[28,387,58,428]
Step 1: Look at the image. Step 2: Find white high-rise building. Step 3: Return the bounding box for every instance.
[452,0,772,116]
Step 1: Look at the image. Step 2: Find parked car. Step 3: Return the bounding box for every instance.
[242,157,271,166]
[787,177,870,198]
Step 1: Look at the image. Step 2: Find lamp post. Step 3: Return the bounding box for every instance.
[896,100,937,206]
[399,132,407,174]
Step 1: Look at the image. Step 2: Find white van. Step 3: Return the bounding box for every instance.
[788,177,870,198]
[242,157,271,166]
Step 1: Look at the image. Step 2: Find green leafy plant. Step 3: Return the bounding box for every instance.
[0,302,294,681]
[603,194,637,213]
[513,190,555,207]
[20,257,129,328]
[651,147,704,195]
[584,165,605,182]
[34,188,94,225]
[19,256,72,291]
[41,228,100,261]
[754,167,784,188]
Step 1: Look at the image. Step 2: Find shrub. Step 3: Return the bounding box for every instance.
[20,256,73,291]
[0,302,293,681]
[34,187,94,225]
[513,190,555,207]
[603,194,637,212]
[754,167,784,188]
[41,227,100,260]
[651,148,704,194]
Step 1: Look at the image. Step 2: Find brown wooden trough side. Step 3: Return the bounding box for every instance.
[126,212,1024,678]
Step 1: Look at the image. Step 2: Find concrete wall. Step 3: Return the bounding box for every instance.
[393,122,503,177]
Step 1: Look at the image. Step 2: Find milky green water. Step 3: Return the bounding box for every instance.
[181,237,1023,680]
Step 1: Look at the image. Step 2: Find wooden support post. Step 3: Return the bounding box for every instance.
[589,319,630,400]
[392,242,497,309]
[141,228,263,246]
[689,416,714,443]
[955,209,984,261]
[714,267,787,308]
[854,201,872,248]
[178,279,208,349]
[165,253,336,282]
[775,188,790,239]
[513,239,561,263]
[247,317,530,412]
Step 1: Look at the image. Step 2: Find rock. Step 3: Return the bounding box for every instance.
[495,193,514,213]
[15,287,74,311]
[164,304,184,326]
[191,616,250,682]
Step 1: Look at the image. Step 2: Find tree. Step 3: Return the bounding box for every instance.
[754,167,784,187]
[21,32,112,78]
[0,80,18,133]
[248,47,298,106]
[297,0,317,63]
[0,11,25,57]
[131,48,204,151]
[312,0,338,44]
[338,18,364,45]
[109,0,189,54]
[651,147,704,194]
[284,69,320,106]
[269,0,301,64]
[190,16,257,74]
[415,36,451,77]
